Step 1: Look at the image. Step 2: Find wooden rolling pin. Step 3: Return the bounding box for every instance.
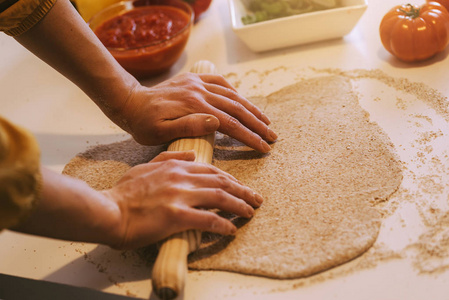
[152,60,217,300]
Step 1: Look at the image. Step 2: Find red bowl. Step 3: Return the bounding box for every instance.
[89,0,194,78]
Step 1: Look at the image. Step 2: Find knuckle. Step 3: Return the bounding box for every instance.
[216,74,228,85]
[161,160,185,179]
[205,214,221,231]
[175,73,193,85]
[163,159,178,168]
[214,188,228,202]
[245,188,256,201]
[231,99,245,111]
[184,93,200,105]
[216,174,231,189]
[184,93,207,111]
[155,151,170,161]
[215,74,224,80]
[167,170,183,182]
[163,205,186,231]
[225,116,240,131]
[130,176,148,191]
[164,203,184,219]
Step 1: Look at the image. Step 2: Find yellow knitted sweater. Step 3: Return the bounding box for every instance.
[0,0,53,229]
[0,0,57,36]
[0,117,42,230]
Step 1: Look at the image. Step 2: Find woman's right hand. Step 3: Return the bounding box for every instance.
[117,72,277,153]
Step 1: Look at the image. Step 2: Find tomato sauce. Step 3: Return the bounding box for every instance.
[93,5,192,78]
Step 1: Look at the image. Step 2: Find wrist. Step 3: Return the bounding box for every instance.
[95,190,126,248]
[14,170,123,246]
[90,72,140,133]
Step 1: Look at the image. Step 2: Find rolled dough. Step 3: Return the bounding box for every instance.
[63,75,402,279]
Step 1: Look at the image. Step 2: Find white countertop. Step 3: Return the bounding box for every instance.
[1,0,449,299]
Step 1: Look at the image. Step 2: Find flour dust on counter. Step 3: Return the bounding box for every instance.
[63,75,403,280]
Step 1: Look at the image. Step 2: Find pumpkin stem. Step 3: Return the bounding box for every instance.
[399,4,420,18]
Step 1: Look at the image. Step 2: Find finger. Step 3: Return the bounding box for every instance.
[175,161,246,186]
[204,82,272,125]
[204,92,277,143]
[208,109,272,153]
[150,150,196,163]
[179,208,237,235]
[187,173,263,208]
[183,188,254,218]
[197,73,238,92]
[120,152,197,182]
[159,114,220,141]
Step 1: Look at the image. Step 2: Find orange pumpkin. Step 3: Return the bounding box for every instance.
[432,0,449,11]
[379,2,449,62]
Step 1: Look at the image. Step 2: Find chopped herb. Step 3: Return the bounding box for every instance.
[241,0,338,25]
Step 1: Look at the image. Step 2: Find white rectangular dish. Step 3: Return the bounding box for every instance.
[228,0,368,52]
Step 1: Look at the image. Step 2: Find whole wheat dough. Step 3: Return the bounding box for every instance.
[63,76,402,279]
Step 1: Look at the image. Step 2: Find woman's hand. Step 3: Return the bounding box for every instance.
[103,150,263,250]
[13,151,262,250]
[120,73,277,153]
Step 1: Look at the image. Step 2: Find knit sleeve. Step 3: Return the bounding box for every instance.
[0,0,57,36]
[0,116,42,231]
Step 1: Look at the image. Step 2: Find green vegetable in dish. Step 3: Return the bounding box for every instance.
[241,0,338,25]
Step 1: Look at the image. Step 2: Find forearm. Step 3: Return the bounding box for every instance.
[13,0,139,130]
[12,167,120,246]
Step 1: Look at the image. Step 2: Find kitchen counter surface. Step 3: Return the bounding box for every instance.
[1,0,449,299]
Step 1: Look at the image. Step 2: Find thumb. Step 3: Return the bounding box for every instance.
[162,114,220,140]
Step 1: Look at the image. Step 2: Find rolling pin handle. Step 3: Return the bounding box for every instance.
[152,60,217,300]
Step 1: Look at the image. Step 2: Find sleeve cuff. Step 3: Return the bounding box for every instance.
[1,0,57,36]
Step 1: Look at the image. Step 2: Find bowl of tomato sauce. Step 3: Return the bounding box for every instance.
[89,0,194,78]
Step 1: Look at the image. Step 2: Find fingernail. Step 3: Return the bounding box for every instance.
[255,193,264,206]
[260,140,271,153]
[186,149,196,159]
[205,116,219,132]
[229,226,237,235]
[267,128,278,142]
[261,113,271,125]
[247,206,254,218]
